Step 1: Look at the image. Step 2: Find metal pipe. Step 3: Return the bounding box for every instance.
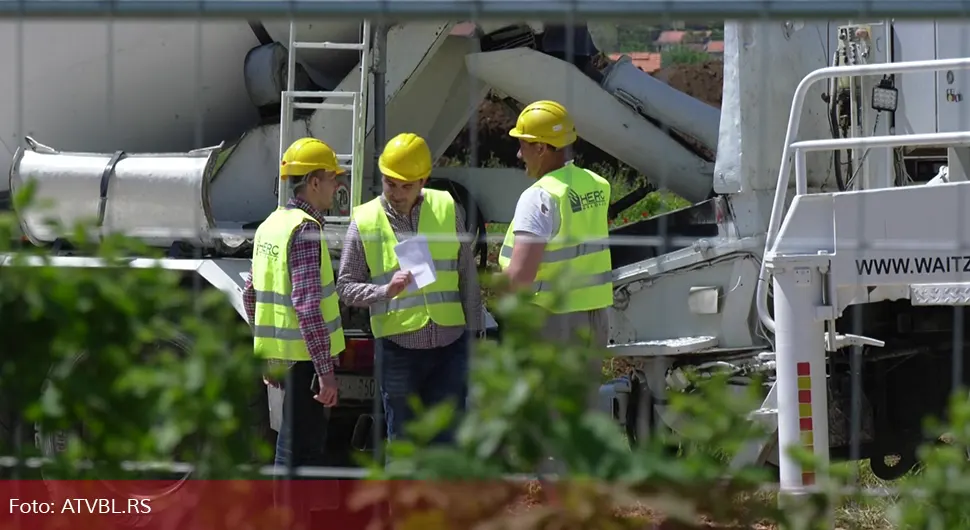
[773,266,829,498]
[794,149,808,196]
[5,1,970,19]
[369,21,389,467]
[793,131,970,152]
[371,22,388,196]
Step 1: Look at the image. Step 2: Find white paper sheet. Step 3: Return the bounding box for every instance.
[393,234,437,293]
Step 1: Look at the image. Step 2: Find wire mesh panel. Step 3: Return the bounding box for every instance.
[4,4,970,529]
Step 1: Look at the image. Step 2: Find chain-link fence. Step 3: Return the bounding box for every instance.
[5,5,970,529]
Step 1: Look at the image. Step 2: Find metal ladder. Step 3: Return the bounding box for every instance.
[277,20,371,223]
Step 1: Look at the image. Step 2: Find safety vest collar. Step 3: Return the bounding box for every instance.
[286,196,327,226]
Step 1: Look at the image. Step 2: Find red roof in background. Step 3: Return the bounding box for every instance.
[609,52,662,74]
[450,22,477,37]
[706,40,725,53]
[655,30,687,45]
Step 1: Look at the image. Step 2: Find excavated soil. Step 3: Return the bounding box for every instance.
[441,57,724,171]
[652,60,724,108]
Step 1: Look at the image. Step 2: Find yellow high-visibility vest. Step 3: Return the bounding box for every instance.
[498,164,614,313]
[353,189,466,338]
[251,207,346,360]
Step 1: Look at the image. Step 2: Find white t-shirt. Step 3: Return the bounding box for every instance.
[510,186,561,240]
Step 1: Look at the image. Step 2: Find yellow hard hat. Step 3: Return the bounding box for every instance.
[280,137,345,180]
[508,100,577,149]
[378,133,432,182]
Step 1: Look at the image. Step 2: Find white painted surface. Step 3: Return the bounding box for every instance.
[11,142,220,247]
[715,21,833,194]
[0,20,262,193]
[601,55,720,151]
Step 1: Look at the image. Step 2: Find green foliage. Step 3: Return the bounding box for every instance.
[615,25,660,53]
[887,391,970,528]
[590,165,692,228]
[0,182,270,480]
[351,274,809,528]
[662,46,711,68]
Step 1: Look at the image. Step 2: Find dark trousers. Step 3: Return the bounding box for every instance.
[273,361,331,527]
[377,332,470,444]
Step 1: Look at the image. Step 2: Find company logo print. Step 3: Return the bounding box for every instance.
[568,189,583,213]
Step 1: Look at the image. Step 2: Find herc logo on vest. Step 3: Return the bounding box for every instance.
[568,188,607,213]
[254,241,281,259]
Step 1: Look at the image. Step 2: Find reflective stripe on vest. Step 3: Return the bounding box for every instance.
[251,207,346,360]
[497,164,614,314]
[352,188,466,338]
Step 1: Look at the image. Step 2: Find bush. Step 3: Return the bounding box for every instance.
[0,183,271,480]
[11,172,970,530]
[350,273,811,529]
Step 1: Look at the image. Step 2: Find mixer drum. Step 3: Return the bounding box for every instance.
[9,137,224,250]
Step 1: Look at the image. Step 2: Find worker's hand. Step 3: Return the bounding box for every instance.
[386,270,414,298]
[314,372,339,407]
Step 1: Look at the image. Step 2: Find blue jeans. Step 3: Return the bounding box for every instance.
[377,331,470,444]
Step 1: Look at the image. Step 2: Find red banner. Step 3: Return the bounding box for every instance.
[0,480,397,530]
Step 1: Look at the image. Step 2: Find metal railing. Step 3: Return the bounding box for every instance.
[757,57,970,335]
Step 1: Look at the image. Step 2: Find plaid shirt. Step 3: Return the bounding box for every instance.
[337,191,483,349]
[243,197,335,385]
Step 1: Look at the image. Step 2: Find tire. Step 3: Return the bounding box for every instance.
[35,333,275,526]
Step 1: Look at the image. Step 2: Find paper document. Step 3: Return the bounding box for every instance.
[394,234,437,293]
[483,308,498,330]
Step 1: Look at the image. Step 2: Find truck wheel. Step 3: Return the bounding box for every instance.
[869,450,917,481]
[35,332,274,526]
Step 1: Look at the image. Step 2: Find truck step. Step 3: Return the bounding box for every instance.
[607,335,718,357]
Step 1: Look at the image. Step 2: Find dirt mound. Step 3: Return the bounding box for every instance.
[652,60,724,108]
[442,57,725,173]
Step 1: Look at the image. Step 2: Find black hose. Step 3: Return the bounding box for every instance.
[426,178,489,270]
[828,90,848,191]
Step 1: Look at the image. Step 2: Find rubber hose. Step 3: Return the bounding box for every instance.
[426,178,489,270]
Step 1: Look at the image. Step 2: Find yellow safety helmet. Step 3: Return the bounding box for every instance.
[279,137,345,180]
[508,100,577,149]
[378,133,433,182]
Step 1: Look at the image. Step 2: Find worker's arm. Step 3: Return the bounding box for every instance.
[455,204,484,331]
[242,265,256,327]
[289,221,334,377]
[336,219,390,307]
[502,187,557,289]
[505,234,545,289]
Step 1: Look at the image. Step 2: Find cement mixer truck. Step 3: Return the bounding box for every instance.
[5,15,970,494]
[0,18,720,484]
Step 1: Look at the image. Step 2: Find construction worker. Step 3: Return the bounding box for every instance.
[337,132,482,445]
[498,100,613,358]
[242,137,346,473]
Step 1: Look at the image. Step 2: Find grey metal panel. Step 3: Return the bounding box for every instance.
[894,21,938,135]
